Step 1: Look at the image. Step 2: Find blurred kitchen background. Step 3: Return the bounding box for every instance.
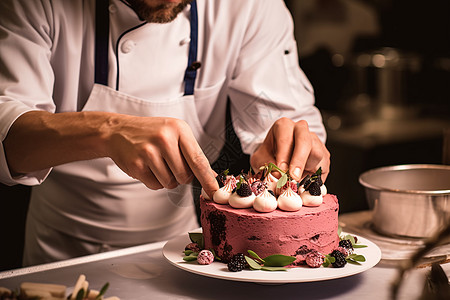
[1,0,449,271]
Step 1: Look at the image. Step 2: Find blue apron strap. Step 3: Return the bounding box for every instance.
[95,0,110,86]
[183,0,199,96]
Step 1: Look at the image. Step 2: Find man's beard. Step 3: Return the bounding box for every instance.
[126,0,193,23]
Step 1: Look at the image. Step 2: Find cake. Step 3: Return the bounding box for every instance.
[200,194,339,262]
[199,165,340,263]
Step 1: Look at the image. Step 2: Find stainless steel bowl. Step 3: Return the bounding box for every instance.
[359,164,450,238]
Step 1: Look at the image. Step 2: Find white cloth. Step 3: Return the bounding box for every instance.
[0,0,325,264]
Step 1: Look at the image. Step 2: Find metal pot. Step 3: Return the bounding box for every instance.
[359,164,450,238]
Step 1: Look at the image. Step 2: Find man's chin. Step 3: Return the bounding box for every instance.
[127,0,192,24]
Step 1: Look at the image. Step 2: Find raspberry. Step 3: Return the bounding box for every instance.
[185,242,200,252]
[339,239,354,252]
[336,246,349,257]
[236,183,253,197]
[305,250,325,268]
[330,250,347,268]
[308,182,321,196]
[251,181,266,196]
[197,250,214,265]
[293,245,311,264]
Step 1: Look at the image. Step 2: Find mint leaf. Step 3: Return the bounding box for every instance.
[188,232,204,249]
[245,256,262,270]
[183,256,198,262]
[261,266,289,271]
[323,254,335,267]
[210,249,221,261]
[348,254,366,262]
[248,250,265,263]
[263,254,296,267]
[277,173,288,189]
[353,244,368,248]
[96,283,109,300]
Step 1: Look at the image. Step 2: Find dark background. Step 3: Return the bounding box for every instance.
[1,0,449,271]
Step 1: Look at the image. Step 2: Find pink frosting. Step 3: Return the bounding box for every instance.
[200,194,339,262]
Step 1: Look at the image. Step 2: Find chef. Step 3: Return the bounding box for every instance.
[0,0,330,266]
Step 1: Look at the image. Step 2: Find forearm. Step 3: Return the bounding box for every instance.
[3,110,114,175]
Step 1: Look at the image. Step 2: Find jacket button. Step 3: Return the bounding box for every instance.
[108,4,117,13]
[121,40,135,53]
[179,37,191,46]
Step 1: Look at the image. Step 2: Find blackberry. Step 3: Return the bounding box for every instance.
[303,178,312,189]
[339,239,354,252]
[236,183,253,197]
[216,173,226,188]
[299,175,311,187]
[231,253,247,265]
[227,253,247,271]
[316,176,323,186]
[330,250,347,268]
[308,182,321,196]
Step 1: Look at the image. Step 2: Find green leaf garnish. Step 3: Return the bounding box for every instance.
[262,254,296,267]
[261,266,289,271]
[211,248,221,261]
[247,250,265,263]
[347,254,366,262]
[245,250,295,271]
[188,232,204,249]
[276,173,288,189]
[183,252,199,262]
[323,255,336,267]
[95,282,109,300]
[183,250,194,255]
[245,256,262,270]
[75,288,85,300]
[353,244,368,248]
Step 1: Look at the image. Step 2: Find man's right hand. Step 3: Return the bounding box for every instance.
[4,111,219,198]
[106,115,218,196]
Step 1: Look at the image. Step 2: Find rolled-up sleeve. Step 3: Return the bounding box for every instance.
[0,0,55,185]
[227,0,325,155]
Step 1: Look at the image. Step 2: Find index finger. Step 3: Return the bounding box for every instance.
[288,121,312,181]
[178,130,219,197]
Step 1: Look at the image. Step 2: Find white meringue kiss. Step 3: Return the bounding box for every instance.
[228,192,255,209]
[321,184,327,196]
[277,187,302,211]
[253,189,277,213]
[301,191,323,206]
[263,172,278,192]
[213,180,235,204]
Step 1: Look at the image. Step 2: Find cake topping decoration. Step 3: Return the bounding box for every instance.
[228,176,256,208]
[277,186,302,211]
[212,176,235,204]
[253,188,277,213]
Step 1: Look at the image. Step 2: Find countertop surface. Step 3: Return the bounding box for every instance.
[1,234,448,300]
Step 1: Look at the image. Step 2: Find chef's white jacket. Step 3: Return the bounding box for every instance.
[0,0,325,263]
